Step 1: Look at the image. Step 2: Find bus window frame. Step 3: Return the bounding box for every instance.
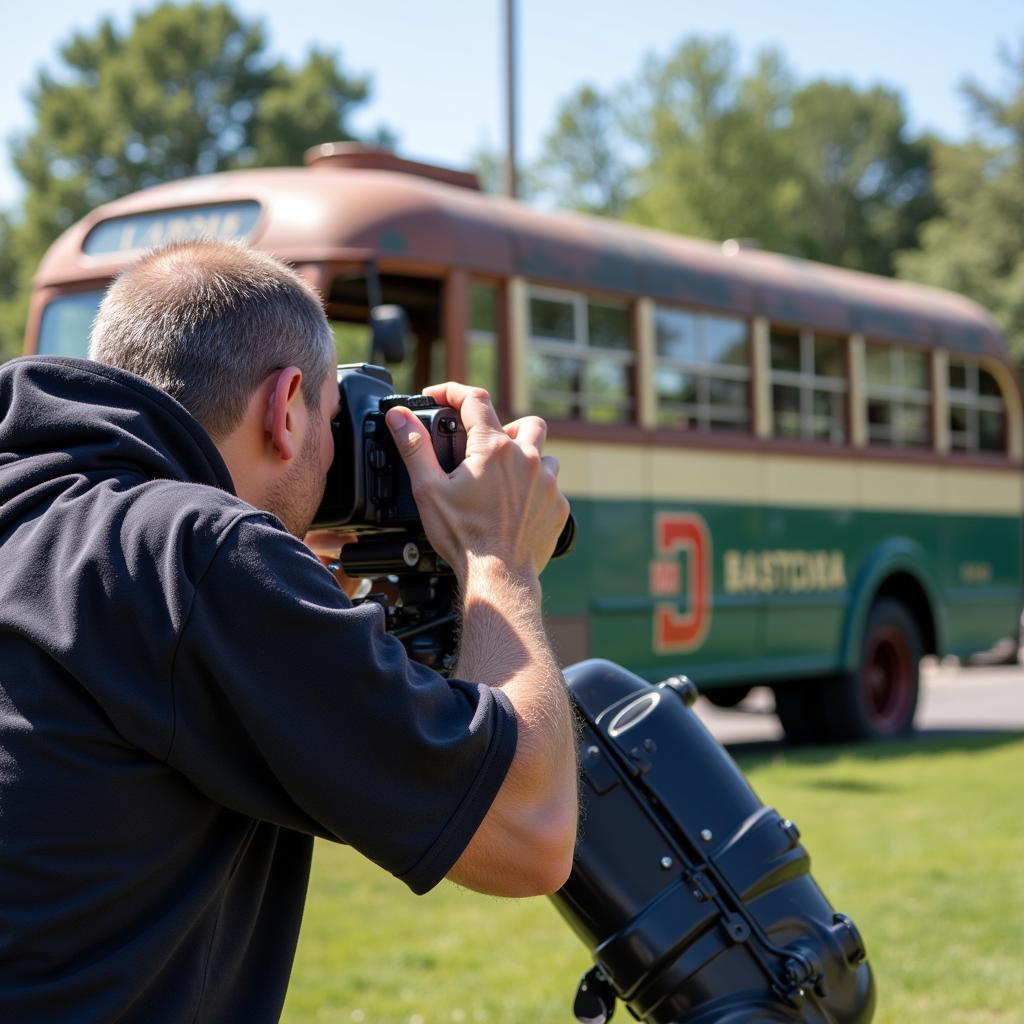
[650,300,753,436]
[767,324,850,446]
[523,282,636,425]
[506,291,1022,472]
[948,355,1012,455]
[317,261,511,401]
[317,258,453,392]
[863,339,933,450]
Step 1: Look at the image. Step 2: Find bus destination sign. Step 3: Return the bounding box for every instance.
[83,201,261,256]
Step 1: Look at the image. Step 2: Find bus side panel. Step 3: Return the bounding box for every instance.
[541,497,763,683]
[543,498,1022,687]
[938,510,1022,658]
[757,503,856,673]
[837,512,1020,672]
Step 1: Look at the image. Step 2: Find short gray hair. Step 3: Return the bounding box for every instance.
[89,239,335,440]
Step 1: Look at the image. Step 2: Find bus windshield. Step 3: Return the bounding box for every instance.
[37,291,105,357]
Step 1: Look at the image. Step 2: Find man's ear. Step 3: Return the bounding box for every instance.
[264,366,304,462]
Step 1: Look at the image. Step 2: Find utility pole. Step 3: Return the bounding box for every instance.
[503,0,518,199]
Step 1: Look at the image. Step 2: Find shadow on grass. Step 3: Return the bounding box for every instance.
[727,728,1024,772]
[797,777,890,793]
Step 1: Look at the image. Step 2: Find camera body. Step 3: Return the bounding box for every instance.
[313,364,574,579]
[313,364,466,534]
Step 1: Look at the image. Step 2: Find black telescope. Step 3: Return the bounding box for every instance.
[554,660,876,1024]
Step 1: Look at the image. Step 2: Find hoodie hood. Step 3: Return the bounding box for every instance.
[0,356,234,530]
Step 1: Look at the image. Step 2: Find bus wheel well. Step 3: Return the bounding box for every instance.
[872,572,937,656]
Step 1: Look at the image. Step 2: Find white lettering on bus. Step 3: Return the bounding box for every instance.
[723,549,846,594]
[114,212,242,253]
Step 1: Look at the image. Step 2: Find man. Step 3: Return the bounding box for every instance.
[0,240,578,1022]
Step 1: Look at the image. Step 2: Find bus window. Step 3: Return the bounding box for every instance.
[468,281,499,398]
[654,306,749,432]
[526,287,632,424]
[330,320,371,364]
[865,343,931,448]
[327,317,439,395]
[37,291,105,357]
[949,359,1007,453]
[770,328,847,443]
[327,271,443,393]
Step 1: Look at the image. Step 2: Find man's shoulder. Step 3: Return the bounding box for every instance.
[132,478,273,528]
[125,480,290,577]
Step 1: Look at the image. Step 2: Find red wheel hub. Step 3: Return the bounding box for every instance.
[861,626,914,733]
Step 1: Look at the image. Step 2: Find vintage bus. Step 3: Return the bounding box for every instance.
[24,143,1024,744]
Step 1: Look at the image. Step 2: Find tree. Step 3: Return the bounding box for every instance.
[531,39,798,244]
[470,144,515,198]
[960,40,1024,149]
[0,1,374,358]
[626,39,797,247]
[897,41,1024,361]
[784,82,937,275]
[0,213,31,361]
[533,84,631,216]
[530,36,935,278]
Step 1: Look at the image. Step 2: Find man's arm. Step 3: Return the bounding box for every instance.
[385,386,578,897]
[446,557,577,895]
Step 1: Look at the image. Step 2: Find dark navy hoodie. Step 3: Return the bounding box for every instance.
[0,357,517,1023]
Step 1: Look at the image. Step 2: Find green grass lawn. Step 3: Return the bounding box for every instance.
[283,732,1024,1024]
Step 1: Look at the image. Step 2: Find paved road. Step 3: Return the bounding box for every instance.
[691,660,1024,748]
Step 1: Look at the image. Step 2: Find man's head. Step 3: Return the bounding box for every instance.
[90,240,339,536]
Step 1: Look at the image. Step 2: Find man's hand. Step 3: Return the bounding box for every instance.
[385,384,578,898]
[302,530,364,598]
[384,383,569,583]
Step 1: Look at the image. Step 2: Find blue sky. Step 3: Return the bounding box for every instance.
[1,0,1021,208]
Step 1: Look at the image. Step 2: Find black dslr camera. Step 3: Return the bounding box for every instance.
[310,364,475,668]
[313,364,464,532]
[313,364,573,578]
[312,364,875,1024]
[310,364,573,667]
[312,364,468,575]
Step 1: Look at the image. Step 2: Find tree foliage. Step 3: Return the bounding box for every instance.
[896,41,1024,361]
[784,82,937,273]
[533,84,631,215]
[631,42,805,253]
[0,1,373,359]
[533,37,935,278]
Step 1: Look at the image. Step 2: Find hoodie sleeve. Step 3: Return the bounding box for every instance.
[165,514,517,895]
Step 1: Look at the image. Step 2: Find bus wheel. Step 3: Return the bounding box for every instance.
[704,685,752,709]
[825,598,922,742]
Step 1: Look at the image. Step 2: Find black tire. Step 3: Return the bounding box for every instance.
[773,680,827,746]
[818,598,922,742]
[703,684,753,709]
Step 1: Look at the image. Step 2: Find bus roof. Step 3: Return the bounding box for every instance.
[35,147,1006,358]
